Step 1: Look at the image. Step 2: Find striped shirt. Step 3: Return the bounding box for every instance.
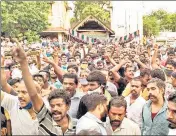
[37,104,77,135]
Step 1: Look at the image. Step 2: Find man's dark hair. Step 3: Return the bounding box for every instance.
[33,74,45,81]
[39,70,50,80]
[166,59,175,67]
[68,57,76,62]
[87,70,106,86]
[124,66,132,72]
[48,89,71,105]
[85,92,107,111]
[62,73,78,85]
[80,59,88,64]
[168,50,175,56]
[74,53,81,58]
[108,96,127,111]
[61,53,67,58]
[167,92,176,103]
[140,68,151,77]
[151,69,166,81]
[77,94,89,119]
[67,64,79,73]
[147,78,166,92]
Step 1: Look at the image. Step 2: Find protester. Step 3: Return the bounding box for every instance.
[167,92,176,135]
[1,34,176,135]
[125,78,146,128]
[142,78,169,135]
[76,92,108,135]
[11,46,77,135]
[106,96,141,135]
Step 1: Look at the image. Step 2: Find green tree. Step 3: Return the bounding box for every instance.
[1,1,50,43]
[150,9,176,32]
[71,1,111,25]
[143,15,160,36]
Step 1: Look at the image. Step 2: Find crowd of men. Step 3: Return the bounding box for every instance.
[1,36,176,135]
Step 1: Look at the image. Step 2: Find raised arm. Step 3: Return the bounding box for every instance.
[12,47,43,112]
[42,56,65,81]
[1,56,13,94]
[134,55,148,69]
[110,59,127,82]
[151,44,160,69]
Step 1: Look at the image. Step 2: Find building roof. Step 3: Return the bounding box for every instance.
[71,15,114,35]
[42,27,68,33]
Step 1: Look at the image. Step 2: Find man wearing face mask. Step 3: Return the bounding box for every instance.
[80,59,89,71]
[106,96,141,135]
[167,92,176,135]
[76,92,108,135]
[86,70,112,102]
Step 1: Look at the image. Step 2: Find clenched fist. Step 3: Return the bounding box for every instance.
[12,47,27,64]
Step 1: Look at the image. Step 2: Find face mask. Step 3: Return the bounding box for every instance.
[46,53,51,57]
[88,86,102,94]
[20,101,33,110]
[81,64,88,69]
[165,69,173,77]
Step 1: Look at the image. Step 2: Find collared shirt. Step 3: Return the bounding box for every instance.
[1,92,39,135]
[142,99,169,135]
[125,95,146,128]
[76,112,107,135]
[106,117,141,135]
[68,91,84,119]
[37,103,77,135]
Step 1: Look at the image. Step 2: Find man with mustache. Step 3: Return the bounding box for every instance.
[167,92,176,135]
[11,46,77,135]
[106,96,141,135]
[125,78,146,128]
[142,78,169,135]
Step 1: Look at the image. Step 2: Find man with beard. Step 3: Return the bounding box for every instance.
[106,96,141,135]
[125,78,146,128]
[167,92,176,135]
[142,78,169,135]
[76,92,108,135]
[11,46,77,135]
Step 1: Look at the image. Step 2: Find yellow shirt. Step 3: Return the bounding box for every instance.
[122,83,149,101]
[105,90,112,102]
[5,109,10,120]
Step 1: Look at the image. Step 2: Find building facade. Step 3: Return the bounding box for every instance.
[41,1,71,43]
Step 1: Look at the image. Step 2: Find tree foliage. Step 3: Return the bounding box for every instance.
[71,1,111,25]
[143,9,176,36]
[143,15,160,36]
[1,1,50,43]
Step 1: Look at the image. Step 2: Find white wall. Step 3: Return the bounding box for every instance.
[111,1,143,39]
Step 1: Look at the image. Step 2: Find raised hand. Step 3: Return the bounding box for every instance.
[42,56,54,64]
[12,47,27,64]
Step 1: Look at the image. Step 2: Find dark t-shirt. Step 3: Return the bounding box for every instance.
[117,77,128,96]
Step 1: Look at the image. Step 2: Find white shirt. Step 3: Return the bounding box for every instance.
[125,94,146,128]
[106,117,141,135]
[168,128,176,135]
[1,92,39,135]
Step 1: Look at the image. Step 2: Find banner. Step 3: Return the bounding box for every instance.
[119,30,140,44]
[69,29,98,44]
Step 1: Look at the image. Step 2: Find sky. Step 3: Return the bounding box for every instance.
[68,1,176,17]
[143,1,176,14]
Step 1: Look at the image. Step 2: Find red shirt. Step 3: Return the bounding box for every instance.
[151,112,158,120]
